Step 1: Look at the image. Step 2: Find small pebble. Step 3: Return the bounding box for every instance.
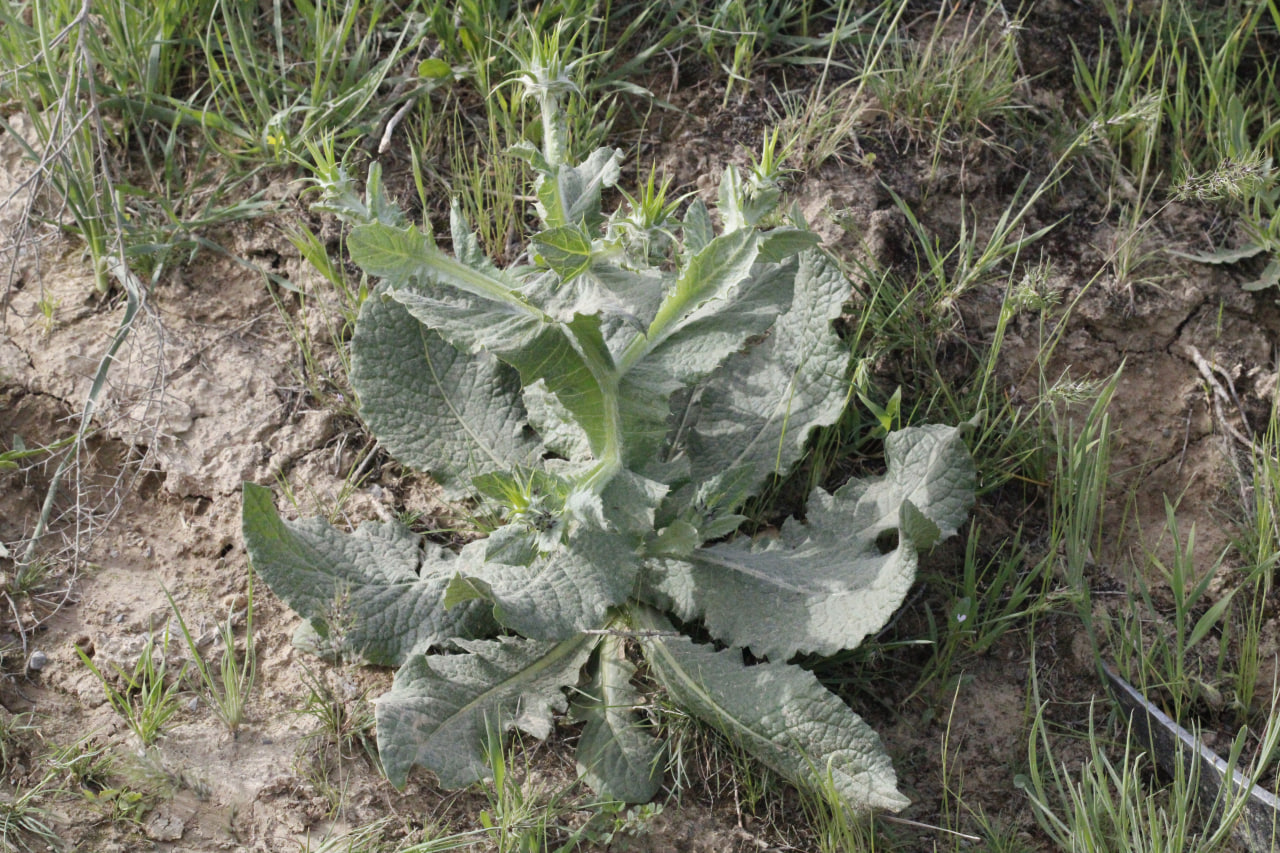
[186,696,199,712]
[27,651,47,671]
[223,593,248,612]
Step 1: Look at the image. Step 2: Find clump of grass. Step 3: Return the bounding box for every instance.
[1070,0,1280,290]
[0,768,62,853]
[1111,501,1237,722]
[1019,684,1280,852]
[863,0,1029,164]
[77,629,187,746]
[908,523,1060,703]
[164,572,256,734]
[296,663,379,771]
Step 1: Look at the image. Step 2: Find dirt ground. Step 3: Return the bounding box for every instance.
[2,6,1280,851]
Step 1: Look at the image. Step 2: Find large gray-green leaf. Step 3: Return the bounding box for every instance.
[637,612,908,813]
[616,373,677,468]
[376,634,596,788]
[600,470,669,539]
[642,229,760,357]
[351,294,542,497]
[241,484,496,667]
[834,424,976,542]
[453,526,640,640]
[646,425,975,659]
[522,379,593,463]
[348,219,554,363]
[389,294,612,458]
[628,261,796,394]
[533,225,593,281]
[648,498,918,660]
[390,287,547,357]
[682,249,851,490]
[348,209,616,459]
[573,635,663,802]
[499,315,614,456]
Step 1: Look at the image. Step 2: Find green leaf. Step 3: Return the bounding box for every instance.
[573,635,663,802]
[314,162,407,228]
[350,293,543,497]
[681,200,714,255]
[500,316,613,457]
[682,249,852,490]
[1169,242,1265,264]
[645,229,760,351]
[241,484,496,667]
[443,573,494,610]
[717,165,749,232]
[390,288,547,357]
[535,148,622,231]
[600,470,669,538]
[647,425,975,659]
[836,424,977,542]
[418,57,452,79]
[656,465,756,542]
[637,612,909,813]
[383,282,612,459]
[758,227,821,262]
[648,520,701,559]
[457,527,640,640]
[450,200,503,275]
[348,220,547,350]
[898,499,941,550]
[522,379,594,462]
[533,225,594,281]
[376,634,596,788]
[632,261,794,391]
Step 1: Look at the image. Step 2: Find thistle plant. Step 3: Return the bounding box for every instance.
[243,68,975,811]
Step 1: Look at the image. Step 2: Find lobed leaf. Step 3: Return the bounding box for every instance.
[646,425,975,659]
[376,634,596,788]
[637,611,909,813]
[835,424,977,543]
[573,635,664,802]
[680,249,852,492]
[241,484,496,667]
[351,293,543,497]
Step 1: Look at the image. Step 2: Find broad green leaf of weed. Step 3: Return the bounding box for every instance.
[638,611,910,813]
[682,249,852,491]
[351,294,543,497]
[837,424,978,542]
[376,634,597,789]
[450,525,640,640]
[533,225,594,281]
[241,484,496,667]
[573,635,663,803]
[647,425,975,659]
[529,147,622,230]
